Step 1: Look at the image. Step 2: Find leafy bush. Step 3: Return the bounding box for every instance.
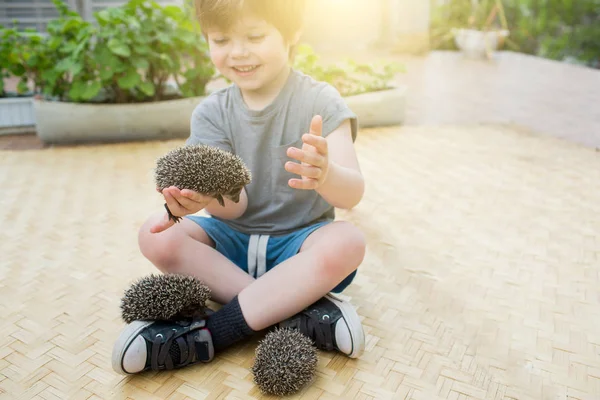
[293,44,405,96]
[1,1,403,102]
[502,0,599,67]
[0,26,17,96]
[430,0,505,37]
[0,26,49,97]
[430,0,600,68]
[0,0,214,103]
[89,0,214,103]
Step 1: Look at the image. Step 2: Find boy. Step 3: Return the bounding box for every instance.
[112,0,367,374]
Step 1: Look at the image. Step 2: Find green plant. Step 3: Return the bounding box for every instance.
[0,25,49,97]
[430,0,600,68]
[0,26,16,96]
[89,0,214,103]
[4,0,215,103]
[502,0,599,67]
[4,2,402,102]
[38,0,96,101]
[430,0,508,49]
[293,44,405,96]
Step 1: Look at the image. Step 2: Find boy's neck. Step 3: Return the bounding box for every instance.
[239,65,292,111]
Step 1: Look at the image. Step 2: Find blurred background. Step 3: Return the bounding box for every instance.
[1,0,598,67]
[2,0,598,149]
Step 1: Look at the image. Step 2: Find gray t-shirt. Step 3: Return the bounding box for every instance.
[186,68,358,236]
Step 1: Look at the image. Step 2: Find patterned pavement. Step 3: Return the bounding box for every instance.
[1,123,599,399]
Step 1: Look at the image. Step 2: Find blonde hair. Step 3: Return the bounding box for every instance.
[194,0,305,54]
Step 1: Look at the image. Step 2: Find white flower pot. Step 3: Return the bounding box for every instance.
[345,85,407,128]
[0,97,36,135]
[33,96,206,144]
[453,28,509,58]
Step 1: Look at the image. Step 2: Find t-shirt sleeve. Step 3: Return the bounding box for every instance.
[313,83,358,142]
[186,95,233,153]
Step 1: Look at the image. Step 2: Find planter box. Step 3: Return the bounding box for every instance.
[345,85,407,128]
[0,97,36,135]
[34,96,206,144]
[33,84,407,144]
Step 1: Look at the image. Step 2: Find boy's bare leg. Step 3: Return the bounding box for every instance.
[139,213,364,325]
[238,221,366,331]
[114,218,364,375]
[138,211,255,304]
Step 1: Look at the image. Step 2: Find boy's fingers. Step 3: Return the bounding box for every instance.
[302,134,327,154]
[285,161,321,179]
[301,141,317,157]
[150,214,175,233]
[181,189,199,201]
[288,177,318,190]
[172,189,201,211]
[164,190,185,215]
[310,115,323,137]
[286,147,323,167]
[181,189,211,203]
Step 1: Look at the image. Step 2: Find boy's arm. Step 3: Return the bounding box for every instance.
[316,119,364,209]
[295,83,363,209]
[286,117,364,210]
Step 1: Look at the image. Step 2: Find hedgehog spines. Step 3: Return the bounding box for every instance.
[251,328,318,396]
[154,144,251,196]
[120,274,211,323]
[154,145,251,222]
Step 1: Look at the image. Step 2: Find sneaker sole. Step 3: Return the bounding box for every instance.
[111,320,153,375]
[326,293,365,358]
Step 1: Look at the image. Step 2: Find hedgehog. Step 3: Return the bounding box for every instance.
[154,144,252,223]
[120,274,211,323]
[252,328,318,396]
[119,273,319,396]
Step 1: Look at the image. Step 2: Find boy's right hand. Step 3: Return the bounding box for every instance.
[151,186,213,233]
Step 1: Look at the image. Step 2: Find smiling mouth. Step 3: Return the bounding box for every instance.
[232,65,259,72]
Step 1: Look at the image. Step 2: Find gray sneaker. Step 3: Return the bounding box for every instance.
[279,293,365,358]
[112,317,214,374]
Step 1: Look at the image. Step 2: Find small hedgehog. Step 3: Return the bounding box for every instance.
[119,274,319,395]
[120,274,211,323]
[252,328,318,396]
[155,144,252,222]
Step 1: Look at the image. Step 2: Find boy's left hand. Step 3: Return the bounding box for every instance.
[285,115,330,190]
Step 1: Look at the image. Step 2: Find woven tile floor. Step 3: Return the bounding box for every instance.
[1,124,600,399]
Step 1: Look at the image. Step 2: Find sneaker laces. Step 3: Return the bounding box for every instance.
[149,318,206,370]
[295,313,335,352]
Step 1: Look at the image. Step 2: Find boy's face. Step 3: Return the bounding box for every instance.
[205,14,295,93]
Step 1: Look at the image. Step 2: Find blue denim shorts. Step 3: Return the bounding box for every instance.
[186,216,357,293]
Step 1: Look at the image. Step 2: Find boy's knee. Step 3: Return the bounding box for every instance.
[338,223,366,265]
[322,222,366,275]
[138,216,181,269]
